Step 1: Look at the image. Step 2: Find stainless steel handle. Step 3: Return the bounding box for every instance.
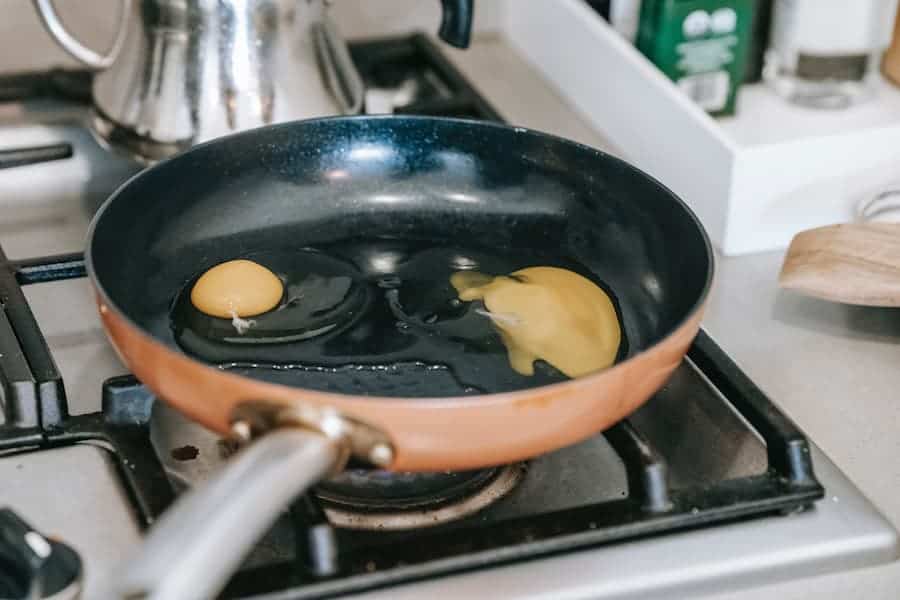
[32,0,131,70]
[313,17,365,115]
[111,428,342,600]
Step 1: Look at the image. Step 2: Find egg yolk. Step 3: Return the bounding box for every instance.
[451,267,621,378]
[190,259,283,318]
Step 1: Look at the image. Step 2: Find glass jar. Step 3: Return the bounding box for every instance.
[764,0,900,108]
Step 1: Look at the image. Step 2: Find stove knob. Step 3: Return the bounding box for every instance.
[0,508,82,600]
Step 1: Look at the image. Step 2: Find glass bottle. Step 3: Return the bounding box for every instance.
[764,0,900,108]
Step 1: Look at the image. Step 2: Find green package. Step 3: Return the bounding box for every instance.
[637,0,754,116]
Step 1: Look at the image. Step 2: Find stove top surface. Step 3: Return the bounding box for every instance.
[0,33,896,600]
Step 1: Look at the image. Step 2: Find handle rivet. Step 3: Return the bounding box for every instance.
[368,443,393,467]
[230,420,252,442]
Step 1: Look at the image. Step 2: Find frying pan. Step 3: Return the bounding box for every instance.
[86,116,713,598]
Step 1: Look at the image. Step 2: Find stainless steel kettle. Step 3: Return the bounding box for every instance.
[32,0,473,164]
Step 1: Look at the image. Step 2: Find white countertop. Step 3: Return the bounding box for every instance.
[4,33,898,600]
[443,34,900,600]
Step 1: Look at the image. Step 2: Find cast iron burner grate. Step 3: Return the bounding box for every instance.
[0,33,824,600]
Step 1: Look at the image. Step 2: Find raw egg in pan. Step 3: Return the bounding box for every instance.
[190,259,283,319]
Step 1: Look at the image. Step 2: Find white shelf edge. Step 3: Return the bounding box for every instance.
[497,0,900,256]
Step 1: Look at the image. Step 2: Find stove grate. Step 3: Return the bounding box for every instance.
[0,33,824,600]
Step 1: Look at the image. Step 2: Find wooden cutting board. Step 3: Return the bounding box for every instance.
[883,7,900,85]
[779,223,900,307]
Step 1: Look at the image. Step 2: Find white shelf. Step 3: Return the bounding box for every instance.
[722,80,900,147]
[500,0,900,255]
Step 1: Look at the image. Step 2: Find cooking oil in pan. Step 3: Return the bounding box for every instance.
[170,240,624,397]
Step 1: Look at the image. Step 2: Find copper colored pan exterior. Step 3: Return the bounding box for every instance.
[92,117,714,600]
[96,292,706,472]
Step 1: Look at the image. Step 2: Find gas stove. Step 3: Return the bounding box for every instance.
[0,34,896,600]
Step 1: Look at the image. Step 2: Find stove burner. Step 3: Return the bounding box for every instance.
[318,464,525,531]
[316,468,500,511]
[150,400,524,530]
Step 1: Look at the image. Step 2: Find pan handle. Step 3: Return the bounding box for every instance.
[110,428,342,600]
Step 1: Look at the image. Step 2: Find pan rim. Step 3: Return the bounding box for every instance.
[85,115,715,406]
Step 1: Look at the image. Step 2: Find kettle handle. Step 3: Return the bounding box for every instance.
[438,0,475,48]
[32,0,131,70]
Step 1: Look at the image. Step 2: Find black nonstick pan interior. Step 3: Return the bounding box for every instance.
[89,116,712,397]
